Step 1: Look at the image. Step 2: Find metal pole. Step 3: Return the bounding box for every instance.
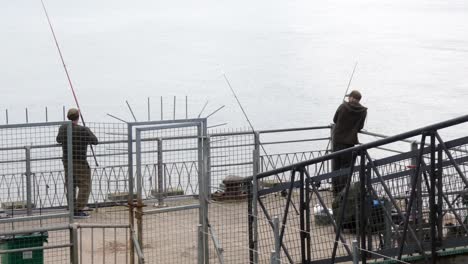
[352,240,359,264]
[206,136,211,199]
[45,107,48,122]
[126,100,138,122]
[252,132,260,264]
[273,216,280,264]
[429,133,437,264]
[411,142,423,243]
[127,124,135,264]
[185,96,188,119]
[71,224,79,264]
[197,123,206,264]
[160,96,163,120]
[135,130,144,247]
[359,152,367,264]
[300,170,306,263]
[25,108,29,123]
[63,106,66,121]
[157,139,164,207]
[198,224,203,264]
[173,96,176,120]
[147,97,150,121]
[5,109,8,124]
[202,121,209,264]
[25,146,32,216]
[270,251,276,264]
[67,122,77,263]
[67,122,74,221]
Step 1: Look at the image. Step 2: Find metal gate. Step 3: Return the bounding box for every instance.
[128,119,209,264]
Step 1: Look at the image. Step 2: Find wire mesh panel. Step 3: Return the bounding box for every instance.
[208,131,254,263]
[74,122,130,225]
[77,226,131,264]
[143,205,199,263]
[131,120,206,263]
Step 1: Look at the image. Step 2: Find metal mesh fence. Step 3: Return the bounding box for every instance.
[77,225,131,264]
[251,131,468,264]
[10,118,468,263]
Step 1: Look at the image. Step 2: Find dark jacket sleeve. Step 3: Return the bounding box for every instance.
[86,127,98,145]
[56,125,66,144]
[333,104,343,124]
[358,110,367,131]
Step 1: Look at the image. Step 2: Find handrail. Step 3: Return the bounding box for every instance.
[256,114,468,179]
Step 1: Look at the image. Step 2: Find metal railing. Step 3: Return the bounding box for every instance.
[249,114,468,264]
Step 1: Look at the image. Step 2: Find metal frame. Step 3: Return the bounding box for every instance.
[249,114,468,264]
[129,118,208,264]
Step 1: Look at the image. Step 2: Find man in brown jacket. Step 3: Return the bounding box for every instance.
[57,108,98,218]
[331,90,367,195]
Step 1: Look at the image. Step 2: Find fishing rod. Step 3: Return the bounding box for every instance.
[343,62,358,101]
[40,0,99,166]
[222,72,301,214]
[315,62,358,180]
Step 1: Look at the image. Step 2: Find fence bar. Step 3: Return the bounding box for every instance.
[157,139,164,206]
[359,152,367,264]
[198,224,204,264]
[352,240,359,264]
[132,230,145,264]
[127,124,135,264]
[252,132,260,264]
[0,213,68,224]
[67,122,74,222]
[331,152,357,263]
[300,170,306,263]
[147,97,150,121]
[0,244,72,254]
[25,146,32,216]
[135,129,144,248]
[429,133,437,264]
[398,134,428,261]
[72,224,79,264]
[273,216,280,264]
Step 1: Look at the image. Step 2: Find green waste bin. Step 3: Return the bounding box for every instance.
[0,232,48,264]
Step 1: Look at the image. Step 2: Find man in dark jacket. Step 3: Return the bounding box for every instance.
[331,90,367,195]
[57,108,98,218]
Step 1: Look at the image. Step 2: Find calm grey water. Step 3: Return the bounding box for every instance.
[1,0,468,139]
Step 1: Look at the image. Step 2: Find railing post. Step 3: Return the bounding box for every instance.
[429,132,437,264]
[25,146,32,216]
[359,151,367,264]
[300,169,306,263]
[157,139,164,207]
[202,122,209,264]
[270,251,276,264]
[127,124,135,264]
[135,130,144,250]
[251,132,260,264]
[352,240,359,264]
[410,141,423,242]
[273,216,280,264]
[198,224,204,264]
[71,224,79,264]
[66,122,76,263]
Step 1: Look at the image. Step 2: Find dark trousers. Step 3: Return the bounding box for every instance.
[332,143,354,195]
[63,160,91,212]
